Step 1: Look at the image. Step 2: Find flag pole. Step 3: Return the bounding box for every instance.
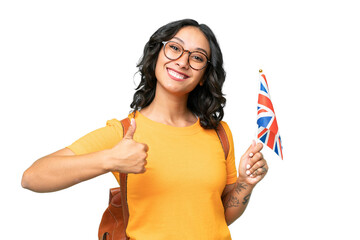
[254,69,263,144]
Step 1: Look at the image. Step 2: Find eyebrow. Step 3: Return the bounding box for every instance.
[172,37,210,57]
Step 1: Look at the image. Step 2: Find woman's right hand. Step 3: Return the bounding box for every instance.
[106,118,148,174]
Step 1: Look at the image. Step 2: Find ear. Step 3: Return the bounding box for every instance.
[199,80,204,86]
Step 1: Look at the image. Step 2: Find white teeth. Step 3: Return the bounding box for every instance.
[168,69,186,79]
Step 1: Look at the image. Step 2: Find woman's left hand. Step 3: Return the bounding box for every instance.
[237,140,268,187]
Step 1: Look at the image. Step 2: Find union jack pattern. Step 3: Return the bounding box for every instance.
[257,72,283,159]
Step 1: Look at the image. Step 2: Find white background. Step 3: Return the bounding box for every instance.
[1,0,359,239]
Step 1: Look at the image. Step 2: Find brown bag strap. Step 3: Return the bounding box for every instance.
[119,118,131,237]
[216,122,230,160]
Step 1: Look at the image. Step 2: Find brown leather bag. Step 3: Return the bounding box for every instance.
[98,117,229,240]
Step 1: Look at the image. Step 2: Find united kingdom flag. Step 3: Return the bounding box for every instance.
[257,70,283,159]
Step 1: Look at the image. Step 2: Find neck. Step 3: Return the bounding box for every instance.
[139,85,197,127]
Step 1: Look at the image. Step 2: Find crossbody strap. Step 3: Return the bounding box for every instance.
[119,118,131,238]
[216,122,230,160]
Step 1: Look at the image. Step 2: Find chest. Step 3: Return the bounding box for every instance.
[128,131,227,197]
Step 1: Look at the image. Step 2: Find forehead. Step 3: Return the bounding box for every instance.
[171,26,210,55]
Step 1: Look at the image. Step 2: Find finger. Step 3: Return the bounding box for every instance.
[242,140,256,171]
[246,158,265,176]
[245,140,263,160]
[251,142,264,155]
[243,140,257,159]
[247,159,266,176]
[140,161,147,173]
[124,118,136,139]
[242,141,264,174]
[247,152,264,168]
[250,165,268,177]
[142,143,149,152]
[246,142,263,167]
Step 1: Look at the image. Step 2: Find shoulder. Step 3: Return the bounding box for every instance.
[67,118,125,155]
[219,120,230,130]
[219,120,235,157]
[106,119,125,138]
[219,120,233,139]
[106,118,123,127]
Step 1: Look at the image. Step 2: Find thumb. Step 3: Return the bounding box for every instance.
[240,140,258,172]
[243,140,256,159]
[124,118,136,139]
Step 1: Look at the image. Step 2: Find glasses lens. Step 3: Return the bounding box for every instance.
[189,52,208,70]
[163,41,209,70]
[164,42,183,60]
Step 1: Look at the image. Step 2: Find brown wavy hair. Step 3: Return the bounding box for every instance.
[130,19,226,129]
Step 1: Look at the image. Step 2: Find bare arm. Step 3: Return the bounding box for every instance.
[222,141,268,225]
[222,182,254,225]
[21,118,148,193]
[21,147,111,192]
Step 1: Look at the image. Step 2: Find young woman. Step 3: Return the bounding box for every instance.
[22,19,268,239]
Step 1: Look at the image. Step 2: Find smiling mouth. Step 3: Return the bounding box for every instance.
[167,68,189,81]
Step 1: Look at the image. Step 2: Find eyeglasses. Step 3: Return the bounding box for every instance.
[162,41,210,70]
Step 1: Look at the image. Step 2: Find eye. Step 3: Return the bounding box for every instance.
[168,43,182,53]
[191,52,206,63]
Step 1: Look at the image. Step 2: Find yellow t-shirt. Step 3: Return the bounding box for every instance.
[67,111,238,240]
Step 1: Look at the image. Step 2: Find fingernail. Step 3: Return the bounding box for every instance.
[246,164,251,169]
[250,174,254,178]
[246,170,251,175]
[249,153,254,157]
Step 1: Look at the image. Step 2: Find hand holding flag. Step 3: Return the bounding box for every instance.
[237,140,268,186]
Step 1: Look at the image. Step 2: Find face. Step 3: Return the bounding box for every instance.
[154,26,210,97]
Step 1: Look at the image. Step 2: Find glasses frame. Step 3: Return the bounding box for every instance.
[162,41,210,70]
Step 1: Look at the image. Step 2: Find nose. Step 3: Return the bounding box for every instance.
[175,51,190,69]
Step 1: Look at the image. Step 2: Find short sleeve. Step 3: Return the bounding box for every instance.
[67,119,124,155]
[220,121,238,185]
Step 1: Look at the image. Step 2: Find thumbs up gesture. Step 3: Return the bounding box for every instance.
[106,118,148,174]
[238,140,268,186]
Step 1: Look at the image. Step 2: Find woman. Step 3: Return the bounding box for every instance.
[22,19,268,239]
